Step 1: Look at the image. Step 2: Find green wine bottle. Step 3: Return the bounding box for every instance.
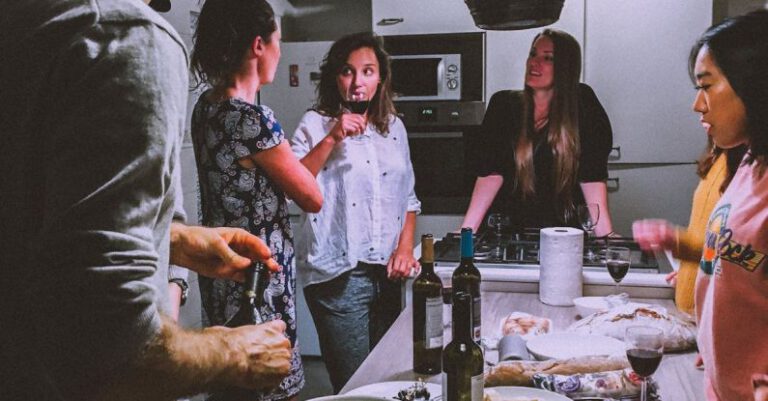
[224,262,270,327]
[452,227,481,342]
[442,291,484,401]
[413,234,443,374]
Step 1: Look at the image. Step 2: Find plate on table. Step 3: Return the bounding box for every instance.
[306,396,389,401]
[526,333,625,360]
[485,386,571,401]
[344,380,441,399]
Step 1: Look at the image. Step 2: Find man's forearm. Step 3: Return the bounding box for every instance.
[98,316,291,401]
[96,316,235,401]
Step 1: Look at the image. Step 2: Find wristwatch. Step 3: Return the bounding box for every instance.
[169,278,189,306]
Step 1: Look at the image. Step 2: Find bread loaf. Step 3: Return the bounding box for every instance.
[485,355,630,387]
[566,303,697,351]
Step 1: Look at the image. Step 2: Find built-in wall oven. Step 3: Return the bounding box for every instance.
[383,32,486,214]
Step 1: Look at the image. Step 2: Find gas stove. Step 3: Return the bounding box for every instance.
[433,228,660,273]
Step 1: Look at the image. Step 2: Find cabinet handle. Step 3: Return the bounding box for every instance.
[377,18,404,26]
[606,177,620,192]
[609,145,621,160]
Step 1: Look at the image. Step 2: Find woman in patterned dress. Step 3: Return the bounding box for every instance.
[189,0,322,400]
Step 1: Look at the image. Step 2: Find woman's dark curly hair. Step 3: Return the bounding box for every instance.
[190,0,276,89]
[315,32,396,134]
[689,9,768,173]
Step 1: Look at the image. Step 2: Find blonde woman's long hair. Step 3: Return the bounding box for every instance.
[514,29,582,217]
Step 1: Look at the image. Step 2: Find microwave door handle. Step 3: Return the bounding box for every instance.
[436,58,445,99]
[408,131,463,139]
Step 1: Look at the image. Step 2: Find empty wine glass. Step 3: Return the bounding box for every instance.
[577,203,600,261]
[487,213,509,260]
[606,246,631,294]
[626,326,664,401]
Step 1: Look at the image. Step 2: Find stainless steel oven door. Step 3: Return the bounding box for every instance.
[407,130,475,214]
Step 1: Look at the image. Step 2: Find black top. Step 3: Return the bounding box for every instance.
[472,83,613,230]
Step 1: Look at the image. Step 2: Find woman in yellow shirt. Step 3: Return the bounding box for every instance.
[632,142,746,315]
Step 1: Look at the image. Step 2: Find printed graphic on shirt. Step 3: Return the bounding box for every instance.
[700,203,768,275]
[701,204,730,275]
[716,227,767,273]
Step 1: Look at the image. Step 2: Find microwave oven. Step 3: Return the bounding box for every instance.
[390,54,461,101]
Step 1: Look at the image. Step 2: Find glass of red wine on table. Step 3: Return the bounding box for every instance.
[606,246,631,294]
[626,326,664,401]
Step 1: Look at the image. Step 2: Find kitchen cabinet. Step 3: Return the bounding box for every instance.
[606,163,699,237]
[584,0,712,163]
[372,0,480,35]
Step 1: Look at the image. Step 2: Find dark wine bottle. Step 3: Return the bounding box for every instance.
[224,262,270,327]
[413,234,443,374]
[452,227,481,342]
[442,292,484,401]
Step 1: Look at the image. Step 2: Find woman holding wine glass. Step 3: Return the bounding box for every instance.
[290,32,421,393]
[189,0,323,399]
[687,9,768,401]
[461,29,616,236]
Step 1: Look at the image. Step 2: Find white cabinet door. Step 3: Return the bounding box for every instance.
[584,0,712,163]
[372,0,480,35]
[606,164,699,237]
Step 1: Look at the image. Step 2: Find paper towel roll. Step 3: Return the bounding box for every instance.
[539,227,584,306]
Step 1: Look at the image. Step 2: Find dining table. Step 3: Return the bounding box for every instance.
[341,290,704,400]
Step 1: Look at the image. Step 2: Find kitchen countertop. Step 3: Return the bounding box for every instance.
[341,291,704,401]
[402,241,676,308]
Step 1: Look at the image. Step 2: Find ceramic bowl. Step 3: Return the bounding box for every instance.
[573,296,611,317]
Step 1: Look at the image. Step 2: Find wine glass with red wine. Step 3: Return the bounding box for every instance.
[342,90,369,142]
[606,246,631,294]
[626,326,664,401]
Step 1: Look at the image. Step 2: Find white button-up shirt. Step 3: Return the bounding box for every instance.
[290,111,421,287]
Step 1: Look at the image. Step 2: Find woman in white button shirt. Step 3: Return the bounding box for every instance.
[290,32,421,393]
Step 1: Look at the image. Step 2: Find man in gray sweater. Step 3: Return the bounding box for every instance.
[0,0,291,399]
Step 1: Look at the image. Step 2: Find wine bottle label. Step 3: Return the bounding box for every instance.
[425,296,443,349]
[472,296,481,341]
[471,373,484,401]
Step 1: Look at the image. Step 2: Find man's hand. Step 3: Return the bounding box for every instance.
[170,223,279,281]
[212,320,292,390]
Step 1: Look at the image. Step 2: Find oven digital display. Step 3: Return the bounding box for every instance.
[418,107,437,122]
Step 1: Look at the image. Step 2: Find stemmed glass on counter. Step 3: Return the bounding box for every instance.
[487,213,510,260]
[606,246,631,294]
[626,326,664,401]
[577,203,600,261]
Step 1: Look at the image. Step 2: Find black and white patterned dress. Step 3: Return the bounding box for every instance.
[191,92,303,400]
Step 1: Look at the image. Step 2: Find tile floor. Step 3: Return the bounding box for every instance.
[298,356,334,400]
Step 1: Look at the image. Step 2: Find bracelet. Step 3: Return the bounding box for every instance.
[169,278,189,306]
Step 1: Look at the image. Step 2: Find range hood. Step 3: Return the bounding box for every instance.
[464,0,565,30]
